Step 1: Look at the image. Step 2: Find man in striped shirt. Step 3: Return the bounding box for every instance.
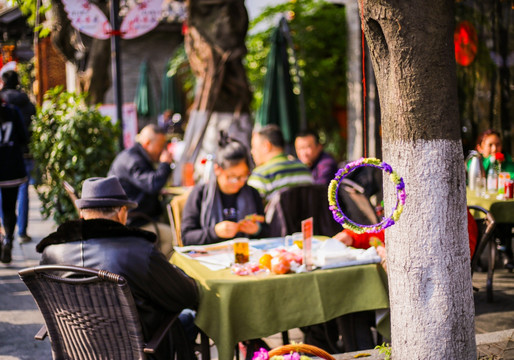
[248,125,313,204]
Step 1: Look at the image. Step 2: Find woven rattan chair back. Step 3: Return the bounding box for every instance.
[19,265,147,360]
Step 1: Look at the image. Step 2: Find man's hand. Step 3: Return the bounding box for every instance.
[214,221,239,239]
[333,230,354,246]
[238,220,259,235]
[159,149,173,164]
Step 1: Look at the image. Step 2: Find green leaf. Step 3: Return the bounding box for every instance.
[31,87,120,224]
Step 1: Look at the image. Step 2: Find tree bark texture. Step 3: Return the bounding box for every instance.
[361,1,476,358]
[49,0,110,104]
[185,0,251,114]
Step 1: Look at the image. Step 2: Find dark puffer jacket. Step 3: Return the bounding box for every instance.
[37,218,198,359]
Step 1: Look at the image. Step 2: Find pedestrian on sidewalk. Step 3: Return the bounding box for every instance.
[0,70,36,243]
[0,101,28,263]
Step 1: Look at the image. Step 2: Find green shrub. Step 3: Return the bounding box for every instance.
[31,86,120,224]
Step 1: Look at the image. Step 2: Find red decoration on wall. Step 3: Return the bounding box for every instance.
[454,21,478,66]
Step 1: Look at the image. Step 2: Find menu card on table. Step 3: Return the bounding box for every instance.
[302,217,313,271]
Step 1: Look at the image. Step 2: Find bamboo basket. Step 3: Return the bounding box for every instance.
[268,344,336,360]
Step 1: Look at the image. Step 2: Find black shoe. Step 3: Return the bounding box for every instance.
[1,239,12,264]
[18,235,32,244]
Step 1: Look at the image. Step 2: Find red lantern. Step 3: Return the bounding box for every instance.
[454,21,478,66]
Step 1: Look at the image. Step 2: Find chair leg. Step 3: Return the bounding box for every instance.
[487,238,496,303]
[281,331,289,345]
[200,330,211,360]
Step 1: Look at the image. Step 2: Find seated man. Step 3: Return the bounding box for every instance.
[181,133,267,245]
[108,124,174,257]
[248,124,313,205]
[36,176,199,359]
[294,130,338,185]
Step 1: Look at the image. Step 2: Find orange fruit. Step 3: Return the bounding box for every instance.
[271,255,291,274]
[259,254,272,270]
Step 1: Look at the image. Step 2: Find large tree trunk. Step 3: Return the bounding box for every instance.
[49,0,110,104]
[176,0,253,184]
[361,1,476,358]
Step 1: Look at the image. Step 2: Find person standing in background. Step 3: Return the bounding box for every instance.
[0,102,28,263]
[0,70,36,243]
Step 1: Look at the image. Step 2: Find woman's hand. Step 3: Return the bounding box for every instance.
[333,231,354,246]
[238,220,260,235]
[214,221,239,239]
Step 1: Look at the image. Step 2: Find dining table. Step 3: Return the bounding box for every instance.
[466,188,514,224]
[171,240,390,360]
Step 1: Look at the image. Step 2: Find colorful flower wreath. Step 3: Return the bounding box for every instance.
[328,158,406,234]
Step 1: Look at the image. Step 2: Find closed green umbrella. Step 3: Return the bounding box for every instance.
[160,62,183,116]
[256,18,304,143]
[135,61,156,117]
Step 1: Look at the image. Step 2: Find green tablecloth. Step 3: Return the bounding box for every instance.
[467,189,514,224]
[172,252,390,360]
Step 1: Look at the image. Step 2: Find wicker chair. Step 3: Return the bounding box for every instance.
[19,265,193,360]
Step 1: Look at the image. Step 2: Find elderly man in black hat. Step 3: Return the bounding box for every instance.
[36,176,199,359]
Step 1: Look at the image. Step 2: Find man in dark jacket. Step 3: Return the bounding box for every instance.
[108,124,175,257]
[108,124,172,222]
[37,176,199,359]
[0,70,36,243]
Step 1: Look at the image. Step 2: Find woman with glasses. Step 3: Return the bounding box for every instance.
[181,133,268,245]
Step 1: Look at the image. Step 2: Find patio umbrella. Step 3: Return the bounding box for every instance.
[160,63,183,116]
[134,61,156,117]
[255,18,305,144]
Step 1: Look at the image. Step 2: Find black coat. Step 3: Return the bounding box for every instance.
[108,143,171,222]
[0,88,35,155]
[37,219,198,358]
[0,103,27,185]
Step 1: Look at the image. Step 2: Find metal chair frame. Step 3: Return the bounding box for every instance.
[469,205,497,303]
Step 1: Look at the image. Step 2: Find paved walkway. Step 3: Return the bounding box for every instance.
[1,186,514,359]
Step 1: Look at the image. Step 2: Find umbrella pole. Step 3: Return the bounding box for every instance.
[110,0,124,150]
[280,17,306,131]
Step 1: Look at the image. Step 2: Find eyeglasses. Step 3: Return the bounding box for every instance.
[226,175,249,184]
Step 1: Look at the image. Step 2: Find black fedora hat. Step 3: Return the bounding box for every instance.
[75,176,138,210]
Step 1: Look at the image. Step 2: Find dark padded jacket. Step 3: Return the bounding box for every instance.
[0,103,27,186]
[37,218,198,358]
[108,143,171,223]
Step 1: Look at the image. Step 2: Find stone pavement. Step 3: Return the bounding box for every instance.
[1,186,514,359]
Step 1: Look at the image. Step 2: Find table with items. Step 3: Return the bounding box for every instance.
[171,237,390,360]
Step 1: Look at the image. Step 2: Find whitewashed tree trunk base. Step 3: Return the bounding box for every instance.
[383,139,476,359]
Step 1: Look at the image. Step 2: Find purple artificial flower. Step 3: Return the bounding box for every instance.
[252,348,269,360]
[396,178,405,190]
[398,190,407,204]
[384,218,395,228]
[283,352,301,360]
[381,162,393,174]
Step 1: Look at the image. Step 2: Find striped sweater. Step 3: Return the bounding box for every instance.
[248,153,313,204]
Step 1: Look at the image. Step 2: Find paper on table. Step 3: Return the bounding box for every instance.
[193,252,233,271]
[316,238,381,268]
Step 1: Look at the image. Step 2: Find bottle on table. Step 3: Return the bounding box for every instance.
[487,163,498,193]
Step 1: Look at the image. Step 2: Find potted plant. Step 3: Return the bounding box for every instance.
[31,86,120,224]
